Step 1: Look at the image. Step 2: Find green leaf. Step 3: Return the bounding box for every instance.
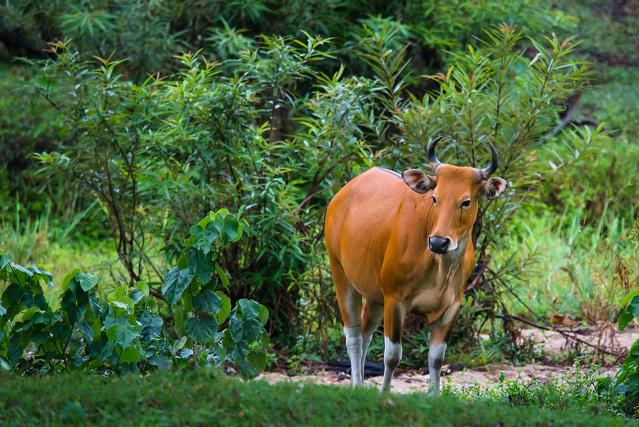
[172,336,188,354]
[0,254,11,270]
[215,263,230,288]
[139,311,163,341]
[62,269,82,291]
[0,357,10,371]
[10,262,33,277]
[222,214,242,242]
[229,302,265,344]
[148,354,172,370]
[8,333,27,365]
[110,286,135,313]
[189,249,214,284]
[77,272,98,292]
[186,314,218,344]
[13,307,42,324]
[620,306,634,331]
[193,290,222,313]
[215,291,232,324]
[162,267,194,304]
[119,346,141,364]
[2,283,22,306]
[77,321,94,343]
[105,315,140,348]
[631,296,639,318]
[136,281,149,298]
[258,304,269,325]
[192,221,220,255]
[620,289,639,307]
[247,349,267,372]
[238,299,267,323]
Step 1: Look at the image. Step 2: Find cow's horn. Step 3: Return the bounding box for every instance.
[480,141,498,179]
[427,137,442,170]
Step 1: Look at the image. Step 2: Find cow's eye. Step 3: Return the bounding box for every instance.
[461,199,471,209]
[432,195,437,205]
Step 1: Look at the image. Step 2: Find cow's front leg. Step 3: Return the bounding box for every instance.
[381,299,405,392]
[428,303,460,395]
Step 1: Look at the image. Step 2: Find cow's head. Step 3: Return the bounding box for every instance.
[401,138,507,255]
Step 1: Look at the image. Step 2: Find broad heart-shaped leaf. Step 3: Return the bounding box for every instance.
[193,290,222,313]
[62,268,82,291]
[238,299,269,324]
[76,272,98,292]
[188,248,214,285]
[229,301,266,345]
[619,306,634,331]
[162,267,194,304]
[30,265,53,284]
[620,289,639,307]
[136,281,149,298]
[9,262,33,285]
[77,321,94,343]
[221,214,242,243]
[148,354,172,370]
[191,221,220,255]
[247,349,268,372]
[631,296,639,318]
[230,317,264,344]
[186,314,218,344]
[8,330,34,365]
[119,346,141,364]
[139,310,163,342]
[105,315,140,348]
[619,295,639,331]
[1,283,22,310]
[109,286,135,314]
[215,291,232,324]
[61,287,89,324]
[214,263,229,289]
[0,254,11,271]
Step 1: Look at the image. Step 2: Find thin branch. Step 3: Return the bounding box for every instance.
[495,313,620,357]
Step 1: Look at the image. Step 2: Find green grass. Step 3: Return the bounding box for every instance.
[499,210,638,323]
[0,370,634,426]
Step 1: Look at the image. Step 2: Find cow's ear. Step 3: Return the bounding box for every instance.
[482,177,508,200]
[402,169,437,194]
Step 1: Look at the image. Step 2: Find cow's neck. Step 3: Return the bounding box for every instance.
[433,232,469,292]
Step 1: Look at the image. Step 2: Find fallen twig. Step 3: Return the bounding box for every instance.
[495,313,621,358]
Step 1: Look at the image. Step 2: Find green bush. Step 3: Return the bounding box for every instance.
[0,209,269,377]
[611,290,639,416]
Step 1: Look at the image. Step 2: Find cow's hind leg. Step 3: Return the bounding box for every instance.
[330,257,364,386]
[381,299,405,392]
[427,302,460,395]
[360,299,383,381]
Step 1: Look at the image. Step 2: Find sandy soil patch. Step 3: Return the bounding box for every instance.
[258,328,639,393]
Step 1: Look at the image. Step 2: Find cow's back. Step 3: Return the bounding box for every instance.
[325,167,409,303]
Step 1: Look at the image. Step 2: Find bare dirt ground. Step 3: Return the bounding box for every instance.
[258,327,639,393]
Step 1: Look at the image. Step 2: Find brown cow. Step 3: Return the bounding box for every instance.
[325,139,507,393]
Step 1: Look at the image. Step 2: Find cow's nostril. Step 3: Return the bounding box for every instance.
[428,236,451,253]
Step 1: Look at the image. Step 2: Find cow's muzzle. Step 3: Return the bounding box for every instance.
[428,236,451,254]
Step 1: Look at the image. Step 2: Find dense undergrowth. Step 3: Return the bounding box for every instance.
[0,210,270,377]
